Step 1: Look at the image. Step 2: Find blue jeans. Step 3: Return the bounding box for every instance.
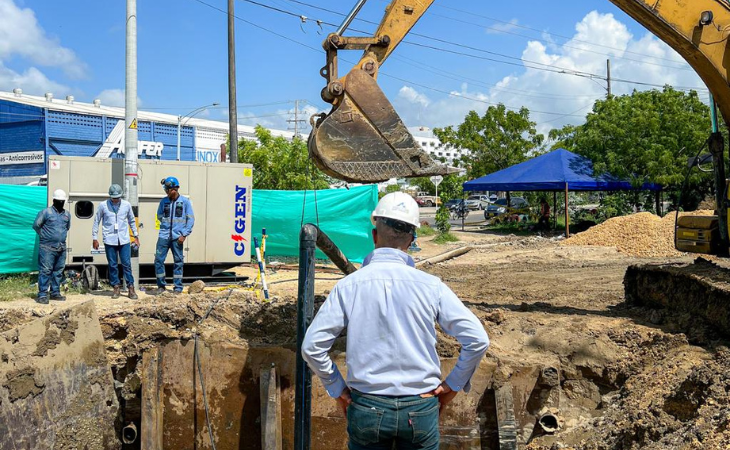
[105,243,133,287]
[38,246,66,298]
[348,391,440,450]
[154,238,184,291]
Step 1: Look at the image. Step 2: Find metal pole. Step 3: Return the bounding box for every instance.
[176,116,181,161]
[125,0,139,290]
[228,0,239,163]
[336,0,368,36]
[606,59,611,98]
[295,224,317,450]
[564,183,569,238]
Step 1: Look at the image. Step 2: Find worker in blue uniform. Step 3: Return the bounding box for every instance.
[302,192,490,450]
[154,177,194,294]
[33,189,71,304]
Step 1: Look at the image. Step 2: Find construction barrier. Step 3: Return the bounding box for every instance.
[0,184,377,274]
[0,184,45,274]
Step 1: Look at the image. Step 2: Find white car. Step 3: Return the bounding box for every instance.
[464,195,490,210]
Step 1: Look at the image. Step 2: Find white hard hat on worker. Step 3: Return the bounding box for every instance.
[371,191,420,228]
[52,189,67,201]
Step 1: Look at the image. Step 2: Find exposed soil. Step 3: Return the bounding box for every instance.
[2,226,730,448]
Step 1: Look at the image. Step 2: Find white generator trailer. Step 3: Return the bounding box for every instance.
[46,155,253,282]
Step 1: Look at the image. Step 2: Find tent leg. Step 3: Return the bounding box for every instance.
[564,183,569,238]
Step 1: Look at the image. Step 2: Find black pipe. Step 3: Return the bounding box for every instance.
[294,224,317,450]
[294,224,357,450]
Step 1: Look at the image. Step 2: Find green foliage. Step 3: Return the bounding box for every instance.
[418,224,437,236]
[0,274,36,302]
[432,232,459,244]
[549,87,714,210]
[435,206,451,234]
[385,184,401,194]
[237,126,330,190]
[434,104,545,179]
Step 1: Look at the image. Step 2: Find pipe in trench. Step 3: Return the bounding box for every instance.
[122,422,138,444]
[538,412,560,434]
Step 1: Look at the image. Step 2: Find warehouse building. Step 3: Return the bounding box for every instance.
[0,89,297,184]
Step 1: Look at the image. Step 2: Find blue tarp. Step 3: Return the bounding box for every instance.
[463,148,662,192]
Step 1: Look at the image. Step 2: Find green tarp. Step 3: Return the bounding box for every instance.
[0,185,45,274]
[251,185,377,264]
[0,184,377,274]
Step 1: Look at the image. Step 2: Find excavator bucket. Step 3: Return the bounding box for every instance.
[309,69,456,183]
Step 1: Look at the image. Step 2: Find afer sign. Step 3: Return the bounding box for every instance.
[96,121,163,158]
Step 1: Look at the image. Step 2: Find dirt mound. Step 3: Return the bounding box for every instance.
[561,210,714,258]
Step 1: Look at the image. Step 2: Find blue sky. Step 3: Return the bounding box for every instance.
[1,0,704,135]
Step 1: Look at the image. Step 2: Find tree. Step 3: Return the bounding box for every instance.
[548,87,715,210]
[434,104,545,180]
[237,125,330,190]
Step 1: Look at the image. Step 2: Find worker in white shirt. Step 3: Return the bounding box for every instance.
[302,192,490,450]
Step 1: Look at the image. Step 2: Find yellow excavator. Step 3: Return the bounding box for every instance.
[308,0,730,255]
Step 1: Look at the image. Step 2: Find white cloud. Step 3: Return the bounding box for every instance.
[393,11,705,136]
[0,0,87,79]
[96,89,143,108]
[0,61,68,95]
[485,19,520,35]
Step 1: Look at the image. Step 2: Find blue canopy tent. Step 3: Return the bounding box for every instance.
[463,148,662,236]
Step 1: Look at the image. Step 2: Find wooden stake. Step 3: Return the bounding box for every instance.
[141,347,163,450]
[261,366,282,450]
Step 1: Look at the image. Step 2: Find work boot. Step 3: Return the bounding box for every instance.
[112,286,121,299]
[50,294,66,301]
[128,286,138,300]
[36,296,49,305]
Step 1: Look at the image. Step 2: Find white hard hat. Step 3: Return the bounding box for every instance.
[52,189,67,201]
[371,192,420,228]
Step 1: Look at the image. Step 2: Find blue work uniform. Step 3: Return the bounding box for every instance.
[154,194,194,291]
[92,199,139,288]
[302,247,490,450]
[32,205,71,299]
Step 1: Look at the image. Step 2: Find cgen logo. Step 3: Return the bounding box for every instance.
[233,185,248,256]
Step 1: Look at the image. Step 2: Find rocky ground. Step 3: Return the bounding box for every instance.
[2,226,730,449]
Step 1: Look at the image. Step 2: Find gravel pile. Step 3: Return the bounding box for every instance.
[561,210,715,258]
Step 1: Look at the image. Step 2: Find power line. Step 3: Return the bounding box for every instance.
[284,0,694,71]
[241,0,706,91]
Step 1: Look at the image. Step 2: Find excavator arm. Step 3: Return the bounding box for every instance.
[310,0,730,185]
[308,0,457,183]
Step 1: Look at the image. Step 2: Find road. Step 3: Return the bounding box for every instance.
[418,206,487,228]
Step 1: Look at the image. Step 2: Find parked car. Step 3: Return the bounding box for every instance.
[464,195,490,210]
[416,192,440,207]
[484,197,529,220]
[444,198,462,209]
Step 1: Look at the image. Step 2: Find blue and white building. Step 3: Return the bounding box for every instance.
[0,89,297,184]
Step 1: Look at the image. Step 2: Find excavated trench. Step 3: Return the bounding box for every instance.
[3,281,730,449]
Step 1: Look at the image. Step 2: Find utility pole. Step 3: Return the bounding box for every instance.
[125,0,139,289]
[606,59,612,98]
[228,0,238,163]
[287,100,307,137]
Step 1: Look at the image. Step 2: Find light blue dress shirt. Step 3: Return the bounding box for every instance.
[92,199,138,246]
[302,247,490,398]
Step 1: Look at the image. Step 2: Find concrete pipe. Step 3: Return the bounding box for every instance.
[538,411,560,434]
[122,422,138,444]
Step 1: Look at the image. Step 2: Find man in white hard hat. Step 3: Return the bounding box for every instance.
[302,192,490,450]
[32,189,71,304]
[92,184,140,300]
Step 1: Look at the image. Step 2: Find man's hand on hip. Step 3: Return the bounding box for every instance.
[433,381,457,413]
[92,240,99,250]
[336,387,352,418]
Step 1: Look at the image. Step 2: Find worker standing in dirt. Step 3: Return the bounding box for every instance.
[92,184,140,300]
[153,176,194,294]
[538,197,551,231]
[302,192,489,450]
[32,189,71,304]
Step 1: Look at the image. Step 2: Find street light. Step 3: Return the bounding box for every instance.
[177,102,220,161]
